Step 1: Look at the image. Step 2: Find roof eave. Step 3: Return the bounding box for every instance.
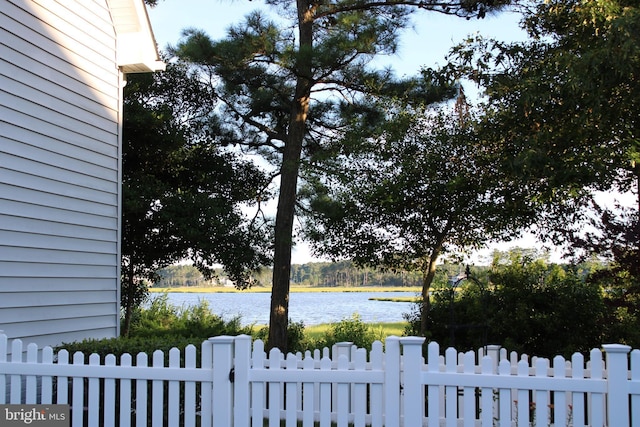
[107,0,166,73]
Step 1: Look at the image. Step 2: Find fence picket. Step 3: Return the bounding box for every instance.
[445,347,457,427]
[370,341,384,427]
[10,339,22,404]
[200,340,213,427]
[461,351,475,427]
[516,358,529,427]
[56,349,69,405]
[72,351,85,427]
[104,354,116,427]
[267,347,282,427]
[152,350,165,426]
[534,357,549,427]
[25,343,37,404]
[24,343,37,403]
[425,341,439,427]
[589,348,605,427]
[479,356,493,426]
[336,355,349,427]
[353,348,367,427]
[184,345,197,427]
[41,346,54,405]
[498,359,511,425]
[286,353,298,427]
[119,353,132,427]
[552,355,568,426]
[302,354,315,427]
[135,352,148,427]
[319,356,331,427]
[251,340,266,427]
[385,336,401,427]
[168,348,180,427]
[88,353,100,426]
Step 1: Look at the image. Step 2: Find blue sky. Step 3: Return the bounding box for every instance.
[147,0,527,79]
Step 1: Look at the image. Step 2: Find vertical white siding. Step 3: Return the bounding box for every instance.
[0,0,122,347]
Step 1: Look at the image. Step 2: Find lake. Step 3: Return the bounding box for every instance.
[163,291,418,325]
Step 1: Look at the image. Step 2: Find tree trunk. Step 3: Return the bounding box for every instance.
[420,249,440,337]
[268,0,314,352]
[121,263,135,337]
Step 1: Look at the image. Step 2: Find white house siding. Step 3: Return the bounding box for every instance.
[0,0,123,347]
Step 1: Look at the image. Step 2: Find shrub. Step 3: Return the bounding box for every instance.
[255,320,315,353]
[60,294,254,362]
[319,313,383,351]
[126,293,253,339]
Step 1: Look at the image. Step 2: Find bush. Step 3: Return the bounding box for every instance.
[126,293,253,338]
[319,313,384,351]
[404,256,608,358]
[59,294,254,361]
[255,320,315,353]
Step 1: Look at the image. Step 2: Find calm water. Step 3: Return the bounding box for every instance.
[162,291,418,326]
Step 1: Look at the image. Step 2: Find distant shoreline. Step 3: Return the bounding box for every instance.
[149,285,422,294]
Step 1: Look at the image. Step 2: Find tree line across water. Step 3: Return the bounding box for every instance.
[153,260,435,288]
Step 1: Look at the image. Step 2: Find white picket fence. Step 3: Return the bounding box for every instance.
[1,333,640,426]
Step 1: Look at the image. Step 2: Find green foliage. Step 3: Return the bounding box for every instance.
[255,320,314,354]
[289,261,422,287]
[405,250,608,358]
[318,314,384,352]
[444,0,640,250]
[301,102,534,337]
[121,57,273,334]
[153,261,425,288]
[122,58,272,287]
[155,265,210,287]
[127,294,253,339]
[60,294,254,362]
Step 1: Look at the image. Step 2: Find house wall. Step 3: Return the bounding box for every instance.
[0,0,123,347]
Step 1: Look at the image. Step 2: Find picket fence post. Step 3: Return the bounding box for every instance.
[400,337,426,427]
[486,345,501,374]
[210,336,235,427]
[603,344,631,427]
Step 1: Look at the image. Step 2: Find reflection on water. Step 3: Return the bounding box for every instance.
[161,291,418,325]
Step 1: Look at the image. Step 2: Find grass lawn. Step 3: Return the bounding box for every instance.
[304,321,408,341]
[368,296,420,303]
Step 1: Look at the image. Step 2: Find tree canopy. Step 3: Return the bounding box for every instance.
[301,93,542,334]
[172,0,511,350]
[445,0,639,235]
[121,58,272,334]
